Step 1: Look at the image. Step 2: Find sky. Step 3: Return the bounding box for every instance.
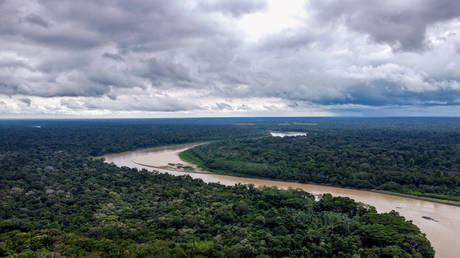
[1,0,460,118]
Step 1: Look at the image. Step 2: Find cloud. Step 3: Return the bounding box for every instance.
[24,14,50,28]
[0,0,459,117]
[256,27,319,51]
[199,0,267,17]
[215,102,233,111]
[19,97,31,106]
[61,94,199,112]
[102,53,124,62]
[142,58,195,86]
[309,0,460,51]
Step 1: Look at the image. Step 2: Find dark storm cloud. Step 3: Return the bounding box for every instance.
[310,0,460,51]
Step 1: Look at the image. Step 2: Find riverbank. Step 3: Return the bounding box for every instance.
[371,190,460,207]
[180,146,460,207]
[100,142,460,207]
[132,160,212,175]
[101,144,460,258]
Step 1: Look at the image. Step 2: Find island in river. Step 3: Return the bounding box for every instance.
[102,143,460,258]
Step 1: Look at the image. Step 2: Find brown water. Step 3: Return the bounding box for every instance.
[101,143,460,258]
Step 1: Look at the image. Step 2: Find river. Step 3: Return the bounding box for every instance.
[101,143,460,258]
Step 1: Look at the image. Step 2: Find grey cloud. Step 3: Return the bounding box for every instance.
[257,28,319,51]
[280,66,460,106]
[25,27,103,50]
[310,0,460,51]
[237,104,251,111]
[319,81,460,106]
[0,58,29,69]
[228,47,460,107]
[85,60,144,91]
[37,0,220,52]
[61,95,199,112]
[263,105,279,111]
[199,0,266,17]
[102,53,124,62]
[215,102,233,111]
[0,0,242,99]
[0,0,225,52]
[0,0,459,116]
[0,66,110,97]
[0,82,20,96]
[19,97,31,106]
[142,58,195,87]
[0,2,102,51]
[60,99,81,110]
[24,14,50,28]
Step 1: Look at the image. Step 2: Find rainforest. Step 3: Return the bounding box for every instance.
[2,118,457,257]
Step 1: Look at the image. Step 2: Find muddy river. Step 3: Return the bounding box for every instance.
[101,143,460,258]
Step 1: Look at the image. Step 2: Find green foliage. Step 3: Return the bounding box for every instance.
[0,119,437,257]
[0,154,434,257]
[0,119,265,156]
[183,121,460,200]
